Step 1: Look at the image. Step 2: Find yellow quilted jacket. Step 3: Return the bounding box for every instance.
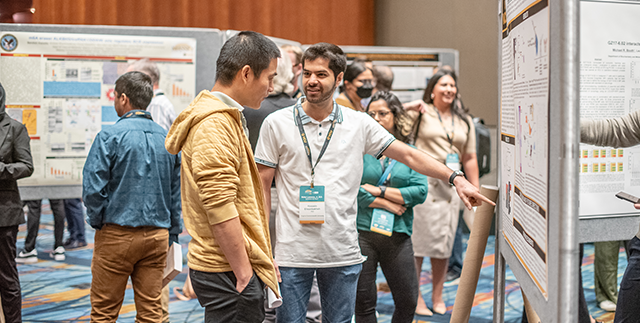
[165,90,278,295]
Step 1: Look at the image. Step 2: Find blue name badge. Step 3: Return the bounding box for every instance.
[370,208,394,236]
[446,153,460,171]
[299,186,325,224]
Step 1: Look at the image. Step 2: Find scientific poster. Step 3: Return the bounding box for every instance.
[0,31,196,186]
[500,0,550,297]
[579,0,640,217]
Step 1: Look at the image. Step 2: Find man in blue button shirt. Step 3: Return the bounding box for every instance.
[82,71,181,323]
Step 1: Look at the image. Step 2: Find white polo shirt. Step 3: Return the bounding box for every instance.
[255,98,395,268]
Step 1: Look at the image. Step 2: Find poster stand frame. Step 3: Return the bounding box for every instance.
[493,0,580,322]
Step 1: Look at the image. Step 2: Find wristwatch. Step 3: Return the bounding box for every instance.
[379,185,387,198]
[448,170,464,186]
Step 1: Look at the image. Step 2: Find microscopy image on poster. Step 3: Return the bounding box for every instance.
[0,31,196,186]
[579,0,640,218]
[500,0,550,297]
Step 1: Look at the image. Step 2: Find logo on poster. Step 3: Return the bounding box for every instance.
[1,34,18,52]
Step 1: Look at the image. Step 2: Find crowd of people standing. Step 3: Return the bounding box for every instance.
[3,28,636,323]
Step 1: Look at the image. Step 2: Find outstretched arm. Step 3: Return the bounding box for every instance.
[581,111,640,148]
[382,141,494,209]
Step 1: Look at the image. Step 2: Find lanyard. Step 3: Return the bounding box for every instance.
[122,110,152,120]
[377,159,397,186]
[295,103,338,188]
[434,107,455,148]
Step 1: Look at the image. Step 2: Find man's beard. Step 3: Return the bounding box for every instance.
[305,82,337,104]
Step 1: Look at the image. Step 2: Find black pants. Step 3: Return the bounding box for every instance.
[23,199,65,251]
[521,243,590,323]
[614,236,640,323]
[0,225,22,323]
[189,269,265,323]
[355,230,418,323]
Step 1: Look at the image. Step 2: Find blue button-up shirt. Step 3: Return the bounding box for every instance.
[82,110,181,236]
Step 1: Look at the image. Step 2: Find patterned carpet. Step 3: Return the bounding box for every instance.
[15,200,623,322]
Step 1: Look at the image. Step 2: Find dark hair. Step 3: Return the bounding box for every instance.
[339,62,372,93]
[215,31,281,86]
[344,62,370,83]
[422,69,469,126]
[115,71,154,110]
[366,91,413,143]
[373,65,394,92]
[302,43,347,80]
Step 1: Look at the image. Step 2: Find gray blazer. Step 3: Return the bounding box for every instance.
[0,83,34,227]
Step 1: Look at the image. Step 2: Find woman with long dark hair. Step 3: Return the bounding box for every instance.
[408,69,480,315]
[355,91,429,322]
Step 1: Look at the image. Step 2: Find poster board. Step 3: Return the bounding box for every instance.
[339,45,459,103]
[577,0,640,242]
[0,24,223,200]
[494,0,580,322]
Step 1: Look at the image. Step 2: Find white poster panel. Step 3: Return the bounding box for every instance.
[579,0,640,217]
[500,0,550,297]
[0,31,196,186]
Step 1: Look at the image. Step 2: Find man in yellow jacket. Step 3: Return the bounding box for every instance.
[165,30,280,323]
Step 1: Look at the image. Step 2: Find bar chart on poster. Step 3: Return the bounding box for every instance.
[578,0,640,218]
[0,31,196,187]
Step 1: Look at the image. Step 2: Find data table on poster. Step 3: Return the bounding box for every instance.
[578,0,640,218]
[0,31,196,187]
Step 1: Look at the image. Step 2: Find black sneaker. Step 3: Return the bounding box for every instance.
[65,240,87,250]
[16,249,38,263]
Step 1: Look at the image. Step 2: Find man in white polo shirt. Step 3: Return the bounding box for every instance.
[255,42,492,323]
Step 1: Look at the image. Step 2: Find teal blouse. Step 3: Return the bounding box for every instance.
[357,151,429,235]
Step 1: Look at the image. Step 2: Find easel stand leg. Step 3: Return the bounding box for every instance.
[450,186,499,323]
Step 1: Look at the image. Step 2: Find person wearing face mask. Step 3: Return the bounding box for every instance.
[405,69,479,316]
[335,61,375,112]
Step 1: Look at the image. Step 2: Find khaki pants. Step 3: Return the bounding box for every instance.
[161,285,170,322]
[594,240,629,304]
[90,224,168,323]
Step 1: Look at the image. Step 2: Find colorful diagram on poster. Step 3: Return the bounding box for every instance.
[0,31,197,186]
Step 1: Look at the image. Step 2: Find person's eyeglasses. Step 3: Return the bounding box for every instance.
[368,110,392,118]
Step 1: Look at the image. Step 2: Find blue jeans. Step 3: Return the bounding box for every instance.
[277,264,362,323]
[64,198,86,243]
[614,236,640,323]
